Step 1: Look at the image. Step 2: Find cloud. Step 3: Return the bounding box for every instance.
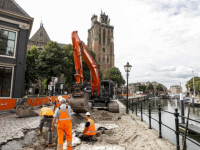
[153,66,176,72]
[15,0,200,91]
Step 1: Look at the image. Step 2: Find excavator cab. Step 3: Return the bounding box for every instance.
[100,80,114,100]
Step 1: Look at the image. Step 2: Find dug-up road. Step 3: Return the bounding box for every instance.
[0,100,176,150]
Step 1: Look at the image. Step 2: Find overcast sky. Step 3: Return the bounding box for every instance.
[16,0,200,91]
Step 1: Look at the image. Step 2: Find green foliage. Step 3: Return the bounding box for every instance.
[105,67,125,87]
[138,86,146,92]
[25,46,40,90]
[195,81,200,93]
[186,77,200,91]
[42,78,50,90]
[146,83,154,90]
[156,84,164,91]
[38,41,72,80]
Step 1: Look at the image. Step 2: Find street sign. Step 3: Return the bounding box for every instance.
[60,84,63,89]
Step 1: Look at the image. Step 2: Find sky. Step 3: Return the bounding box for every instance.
[16,0,200,91]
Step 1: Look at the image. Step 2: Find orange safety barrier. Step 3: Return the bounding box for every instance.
[27,98,33,106]
[42,97,49,105]
[31,98,43,106]
[62,95,68,99]
[51,96,58,102]
[0,99,17,111]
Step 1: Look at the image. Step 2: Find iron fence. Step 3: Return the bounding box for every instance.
[118,98,200,150]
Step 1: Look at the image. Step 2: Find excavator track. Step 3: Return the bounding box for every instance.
[70,93,90,113]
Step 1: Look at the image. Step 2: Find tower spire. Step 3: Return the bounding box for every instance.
[40,17,43,26]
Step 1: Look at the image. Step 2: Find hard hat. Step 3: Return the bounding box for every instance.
[59,98,66,103]
[58,96,63,101]
[85,112,91,116]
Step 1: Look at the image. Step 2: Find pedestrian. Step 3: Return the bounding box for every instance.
[51,98,72,150]
[39,105,55,147]
[78,112,96,141]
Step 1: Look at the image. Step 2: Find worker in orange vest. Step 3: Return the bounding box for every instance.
[53,95,62,112]
[51,98,72,150]
[39,105,55,147]
[78,112,96,141]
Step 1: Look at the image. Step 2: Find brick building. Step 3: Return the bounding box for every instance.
[87,11,114,75]
[0,0,33,98]
[170,85,182,94]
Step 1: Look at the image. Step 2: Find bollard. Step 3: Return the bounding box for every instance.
[141,102,143,122]
[174,108,180,150]
[180,93,185,124]
[158,104,162,138]
[136,102,137,116]
[149,102,152,129]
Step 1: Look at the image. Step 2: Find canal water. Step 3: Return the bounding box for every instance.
[137,99,200,150]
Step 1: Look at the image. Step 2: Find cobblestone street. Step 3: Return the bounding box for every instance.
[0,108,41,146]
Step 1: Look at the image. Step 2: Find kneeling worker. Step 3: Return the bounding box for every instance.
[51,98,72,150]
[78,112,96,141]
[39,105,55,147]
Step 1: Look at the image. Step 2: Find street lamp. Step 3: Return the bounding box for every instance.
[124,62,132,114]
[51,77,55,96]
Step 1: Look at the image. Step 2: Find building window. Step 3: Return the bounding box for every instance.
[103,28,105,45]
[0,66,13,97]
[0,29,17,57]
[103,48,105,53]
[99,28,101,44]
[40,31,43,37]
[107,30,110,45]
[103,55,105,63]
[107,57,109,63]
[98,57,101,62]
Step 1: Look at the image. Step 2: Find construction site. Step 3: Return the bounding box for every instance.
[0,98,176,150]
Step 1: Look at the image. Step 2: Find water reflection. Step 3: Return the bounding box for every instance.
[139,99,200,150]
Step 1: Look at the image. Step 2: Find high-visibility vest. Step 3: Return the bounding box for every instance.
[84,119,96,135]
[55,100,60,108]
[40,107,54,116]
[57,106,71,129]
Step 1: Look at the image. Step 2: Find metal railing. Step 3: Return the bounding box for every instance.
[119,98,200,150]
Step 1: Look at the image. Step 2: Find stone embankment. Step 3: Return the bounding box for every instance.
[0,100,176,150]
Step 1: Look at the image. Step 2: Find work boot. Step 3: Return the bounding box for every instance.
[48,143,56,147]
[39,129,43,134]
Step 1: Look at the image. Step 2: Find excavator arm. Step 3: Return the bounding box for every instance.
[72,31,100,96]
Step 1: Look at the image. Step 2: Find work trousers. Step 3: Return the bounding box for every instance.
[57,122,72,150]
[39,116,53,144]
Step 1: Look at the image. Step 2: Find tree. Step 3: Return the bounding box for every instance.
[61,44,75,93]
[105,67,125,87]
[195,81,200,94]
[185,77,200,92]
[156,84,164,91]
[138,86,146,92]
[25,46,40,90]
[38,41,71,80]
[146,83,154,90]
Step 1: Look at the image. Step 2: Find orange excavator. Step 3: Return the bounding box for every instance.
[70,31,119,113]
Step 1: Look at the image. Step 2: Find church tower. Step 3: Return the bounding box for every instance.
[87,11,114,75]
[27,22,51,50]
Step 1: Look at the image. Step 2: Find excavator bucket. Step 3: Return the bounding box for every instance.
[15,105,39,117]
[15,98,39,117]
[70,93,90,113]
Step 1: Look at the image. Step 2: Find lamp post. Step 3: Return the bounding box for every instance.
[51,77,55,96]
[124,62,132,114]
